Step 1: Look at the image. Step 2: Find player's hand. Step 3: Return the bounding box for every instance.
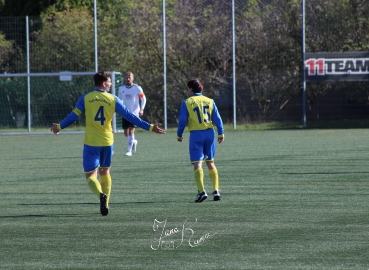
[139,109,144,117]
[177,136,184,142]
[51,123,60,135]
[152,123,166,134]
[218,134,224,144]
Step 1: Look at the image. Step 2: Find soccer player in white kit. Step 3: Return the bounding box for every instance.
[118,72,147,156]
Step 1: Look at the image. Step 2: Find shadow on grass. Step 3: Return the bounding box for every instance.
[238,120,369,130]
[0,214,84,218]
[281,171,369,174]
[17,201,173,206]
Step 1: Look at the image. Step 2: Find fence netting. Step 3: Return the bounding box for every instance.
[1,1,369,131]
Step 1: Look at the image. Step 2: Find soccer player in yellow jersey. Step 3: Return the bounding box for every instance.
[176,78,225,203]
[51,71,165,216]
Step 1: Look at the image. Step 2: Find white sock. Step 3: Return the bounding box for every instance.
[127,135,133,152]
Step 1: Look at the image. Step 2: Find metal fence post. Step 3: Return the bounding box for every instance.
[26,16,31,132]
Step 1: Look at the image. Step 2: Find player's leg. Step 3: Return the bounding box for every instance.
[126,127,135,155]
[83,145,103,196]
[193,161,205,193]
[100,145,113,208]
[86,169,109,216]
[123,118,132,156]
[189,131,207,202]
[204,129,221,201]
[85,170,102,196]
[206,161,221,201]
[100,168,111,206]
[206,161,219,190]
[130,127,135,143]
[193,162,207,203]
[83,145,108,216]
[131,127,138,154]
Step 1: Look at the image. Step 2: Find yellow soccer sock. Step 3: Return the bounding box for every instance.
[194,168,205,192]
[101,174,112,207]
[209,169,219,190]
[86,176,103,197]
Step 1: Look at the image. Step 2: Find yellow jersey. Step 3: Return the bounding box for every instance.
[59,89,153,146]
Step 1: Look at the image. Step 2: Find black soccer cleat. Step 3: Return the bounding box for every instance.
[213,190,221,201]
[100,193,109,216]
[195,190,208,203]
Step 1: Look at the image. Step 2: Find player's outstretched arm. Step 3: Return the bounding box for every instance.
[152,123,166,134]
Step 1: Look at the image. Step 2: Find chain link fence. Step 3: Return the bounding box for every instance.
[1,1,369,132]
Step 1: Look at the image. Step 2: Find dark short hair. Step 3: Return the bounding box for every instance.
[125,71,134,77]
[187,78,203,93]
[94,71,111,87]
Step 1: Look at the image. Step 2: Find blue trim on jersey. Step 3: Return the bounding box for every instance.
[59,91,88,129]
[177,100,189,137]
[60,111,79,129]
[211,101,224,135]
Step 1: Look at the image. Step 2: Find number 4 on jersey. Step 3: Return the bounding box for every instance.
[95,106,106,125]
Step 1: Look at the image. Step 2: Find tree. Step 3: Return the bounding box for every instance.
[0,31,17,73]
[3,0,369,126]
[0,0,93,16]
[30,8,95,72]
[303,0,369,119]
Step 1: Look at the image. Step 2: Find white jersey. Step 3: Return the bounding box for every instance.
[118,83,146,116]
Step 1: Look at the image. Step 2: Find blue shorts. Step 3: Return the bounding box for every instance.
[188,129,216,163]
[83,144,113,173]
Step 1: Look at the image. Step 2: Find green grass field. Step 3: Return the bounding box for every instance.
[1,129,369,269]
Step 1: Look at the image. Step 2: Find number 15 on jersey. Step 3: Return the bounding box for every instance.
[193,105,210,124]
